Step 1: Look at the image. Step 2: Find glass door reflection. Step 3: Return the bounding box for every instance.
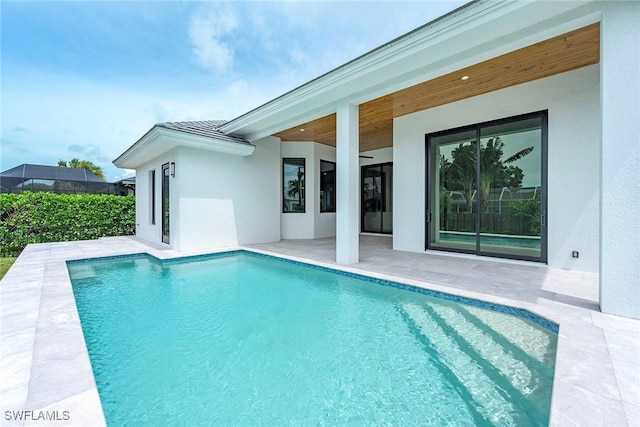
[478,117,543,259]
[427,112,546,262]
[361,163,393,234]
[428,129,477,253]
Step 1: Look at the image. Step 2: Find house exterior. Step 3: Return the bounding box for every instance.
[114,0,639,319]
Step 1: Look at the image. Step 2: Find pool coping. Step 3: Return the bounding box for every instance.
[1,237,638,426]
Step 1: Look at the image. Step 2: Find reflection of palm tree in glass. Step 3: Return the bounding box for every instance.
[480,137,533,213]
[163,197,170,235]
[450,143,476,213]
[287,168,304,211]
[449,138,533,213]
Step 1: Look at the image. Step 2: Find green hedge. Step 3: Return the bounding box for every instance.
[0,192,135,256]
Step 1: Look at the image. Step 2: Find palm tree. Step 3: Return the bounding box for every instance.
[479,137,533,212]
[287,167,304,211]
[450,138,533,213]
[58,158,105,179]
[451,142,477,213]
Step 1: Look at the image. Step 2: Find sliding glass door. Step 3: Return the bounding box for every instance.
[362,163,393,234]
[426,112,546,261]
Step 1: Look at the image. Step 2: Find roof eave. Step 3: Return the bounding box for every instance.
[218,0,599,141]
[113,127,255,169]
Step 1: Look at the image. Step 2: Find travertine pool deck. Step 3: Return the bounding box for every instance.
[1,236,638,426]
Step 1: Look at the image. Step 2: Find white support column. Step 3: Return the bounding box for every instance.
[599,2,640,319]
[336,103,360,264]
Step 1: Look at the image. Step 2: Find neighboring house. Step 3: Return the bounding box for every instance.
[113,176,136,196]
[0,164,133,196]
[114,1,639,319]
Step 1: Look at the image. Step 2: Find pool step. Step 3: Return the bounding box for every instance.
[401,303,518,426]
[429,304,535,393]
[449,304,554,378]
[463,305,556,366]
[427,303,549,426]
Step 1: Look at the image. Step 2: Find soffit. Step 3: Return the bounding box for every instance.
[274,23,600,152]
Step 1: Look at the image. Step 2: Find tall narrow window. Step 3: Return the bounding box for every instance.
[320,160,336,213]
[426,111,547,262]
[161,163,170,244]
[150,170,156,225]
[283,158,305,213]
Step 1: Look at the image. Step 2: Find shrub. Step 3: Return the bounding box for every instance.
[0,192,135,256]
[508,194,541,236]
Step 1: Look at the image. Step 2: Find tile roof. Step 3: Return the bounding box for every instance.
[155,120,251,145]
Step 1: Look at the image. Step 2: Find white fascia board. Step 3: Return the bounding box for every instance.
[158,128,255,157]
[113,127,254,169]
[113,128,163,169]
[220,0,599,142]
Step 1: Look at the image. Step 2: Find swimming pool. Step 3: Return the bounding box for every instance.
[68,250,557,426]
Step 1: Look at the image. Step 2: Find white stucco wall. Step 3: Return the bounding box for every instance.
[174,137,281,251]
[599,1,640,318]
[134,138,280,251]
[393,65,601,273]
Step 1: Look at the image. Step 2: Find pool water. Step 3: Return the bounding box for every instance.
[439,231,541,249]
[68,252,557,426]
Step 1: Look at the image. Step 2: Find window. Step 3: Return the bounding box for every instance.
[150,170,156,225]
[426,111,547,262]
[162,163,170,244]
[283,158,305,213]
[320,160,336,213]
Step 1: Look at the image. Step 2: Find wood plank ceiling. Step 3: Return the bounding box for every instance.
[274,23,600,152]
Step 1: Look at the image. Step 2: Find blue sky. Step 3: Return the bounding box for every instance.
[1,1,466,181]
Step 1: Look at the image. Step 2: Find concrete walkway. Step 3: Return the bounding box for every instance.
[1,236,638,426]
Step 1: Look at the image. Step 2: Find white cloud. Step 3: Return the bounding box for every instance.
[112,169,136,182]
[0,67,282,180]
[189,7,237,72]
[68,144,111,163]
[1,1,469,181]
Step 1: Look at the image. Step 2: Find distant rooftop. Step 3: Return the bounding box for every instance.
[156,120,251,145]
[114,176,136,186]
[0,164,105,182]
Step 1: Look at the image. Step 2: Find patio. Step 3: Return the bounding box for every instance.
[1,235,638,426]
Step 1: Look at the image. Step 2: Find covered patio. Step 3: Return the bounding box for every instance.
[251,235,599,312]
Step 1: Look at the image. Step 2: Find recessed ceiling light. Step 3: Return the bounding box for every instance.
[461,75,470,81]
[300,128,305,131]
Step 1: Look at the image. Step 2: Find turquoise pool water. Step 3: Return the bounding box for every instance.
[68,251,557,426]
[439,231,541,249]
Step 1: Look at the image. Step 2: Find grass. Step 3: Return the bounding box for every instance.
[0,257,17,280]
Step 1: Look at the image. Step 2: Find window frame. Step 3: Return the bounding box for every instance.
[150,169,156,225]
[424,110,548,262]
[282,158,306,213]
[319,160,336,213]
[161,163,170,244]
